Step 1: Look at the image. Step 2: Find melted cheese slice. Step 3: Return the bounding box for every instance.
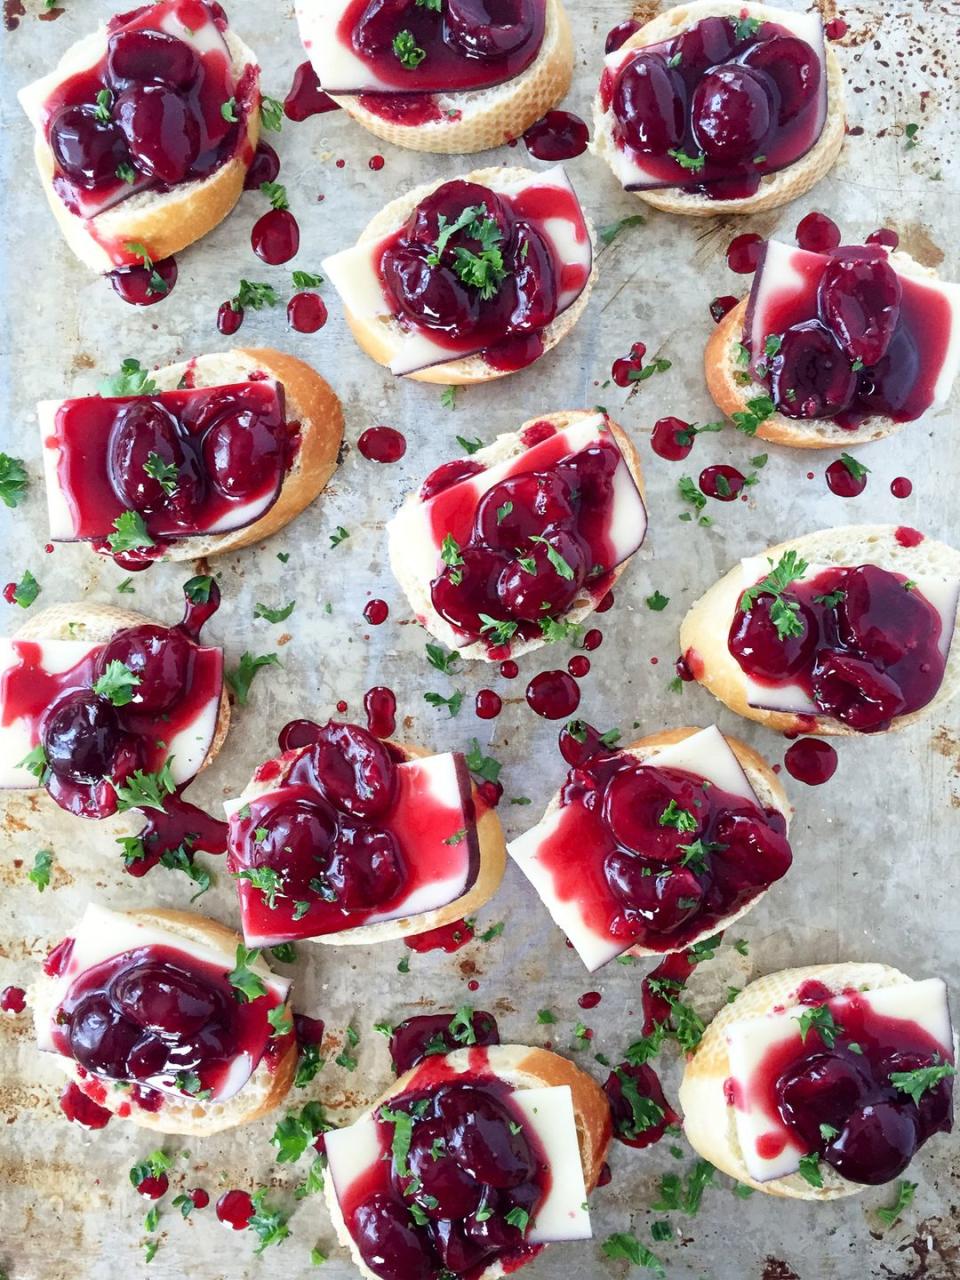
[736,557,960,715]
[726,978,953,1182]
[600,10,827,191]
[326,1084,591,1244]
[509,726,762,972]
[0,637,221,789]
[386,415,647,595]
[36,904,289,1102]
[322,167,592,376]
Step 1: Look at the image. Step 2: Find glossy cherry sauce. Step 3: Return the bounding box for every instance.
[389,1010,500,1075]
[522,110,589,160]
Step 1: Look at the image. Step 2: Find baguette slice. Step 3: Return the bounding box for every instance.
[591,0,845,218]
[228,739,506,946]
[679,525,960,735]
[705,251,954,448]
[388,411,645,661]
[40,348,344,562]
[323,1044,611,1280]
[298,0,573,154]
[31,908,296,1136]
[17,6,260,274]
[679,961,927,1199]
[324,166,596,385]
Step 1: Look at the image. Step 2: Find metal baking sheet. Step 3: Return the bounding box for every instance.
[1,1,958,1277]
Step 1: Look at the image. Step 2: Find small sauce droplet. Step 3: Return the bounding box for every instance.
[826,458,867,497]
[405,919,475,953]
[363,599,389,625]
[364,686,396,737]
[358,426,406,463]
[216,1189,254,1230]
[568,655,590,678]
[726,234,764,274]
[596,591,615,614]
[475,689,502,719]
[522,109,589,160]
[525,670,580,719]
[866,226,899,249]
[825,17,848,38]
[699,464,746,501]
[217,301,244,335]
[611,341,646,387]
[583,629,603,651]
[252,208,300,265]
[499,659,519,679]
[0,985,26,1012]
[189,1188,210,1210]
[284,61,341,121]
[651,416,694,461]
[108,256,177,306]
[709,294,739,323]
[891,476,912,499]
[795,211,841,253]
[244,142,280,190]
[784,738,838,786]
[287,292,327,333]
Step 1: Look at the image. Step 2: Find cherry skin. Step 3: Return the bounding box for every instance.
[405,181,509,249]
[201,407,283,499]
[824,1101,919,1185]
[501,222,558,331]
[810,650,907,732]
[601,765,705,861]
[495,530,587,620]
[612,53,686,154]
[324,824,404,908]
[106,30,201,90]
[728,593,818,681]
[381,245,478,337]
[110,961,226,1038]
[712,811,793,885]
[691,64,773,163]
[308,721,398,820]
[741,35,821,124]
[439,1086,535,1188]
[836,565,933,668]
[432,547,512,638]
[114,85,201,185]
[775,1053,869,1149]
[403,1119,484,1218]
[98,625,191,713]
[769,320,857,419]
[42,691,123,784]
[607,862,705,934]
[353,1193,435,1280]
[473,472,575,550]
[67,992,140,1075]
[108,400,185,511]
[247,796,339,892]
[49,106,130,186]
[818,250,903,366]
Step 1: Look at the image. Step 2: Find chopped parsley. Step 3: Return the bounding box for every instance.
[227,944,268,1002]
[107,510,155,554]
[889,1058,956,1105]
[597,213,646,247]
[0,454,28,508]
[465,739,501,783]
[877,1179,917,1227]
[112,760,176,813]
[260,97,284,133]
[794,1003,841,1049]
[27,848,54,891]
[93,660,140,707]
[740,549,809,640]
[393,29,426,69]
[11,570,40,608]
[645,590,670,611]
[423,689,464,717]
[99,358,157,397]
[226,651,280,705]
[254,600,296,624]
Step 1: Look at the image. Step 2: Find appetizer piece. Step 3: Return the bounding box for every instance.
[39,349,344,567]
[509,725,792,971]
[680,526,960,735]
[322,166,595,383]
[296,0,573,154]
[225,720,506,947]
[707,239,960,447]
[387,411,646,660]
[34,904,295,1134]
[679,963,955,1197]
[592,1,844,215]
[0,579,227,818]
[324,1044,611,1278]
[18,0,261,274]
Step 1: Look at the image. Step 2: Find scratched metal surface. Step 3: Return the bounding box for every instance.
[0,1,959,1277]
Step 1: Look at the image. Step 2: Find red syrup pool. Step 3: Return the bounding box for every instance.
[525,670,580,719]
[284,61,341,121]
[727,234,765,274]
[522,110,589,160]
[216,1189,254,1229]
[60,1080,112,1129]
[784,738,838,785]
[358,425,406,463]
[108,256,177,305]
[604,1060,678,1148]
[388,1010,500,1075]
[404,918,475,954]
[699,464,747,500]
[796,210,841,253]
[364,685,396,737]
[287,292,327,332]
[251,208,300,265]
[826,457,868,497]
[475,689,502,719]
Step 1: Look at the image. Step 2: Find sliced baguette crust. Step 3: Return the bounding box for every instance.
[590,1,845,218]
[341,166,597,384]
[329,0,573,154]
[30,907,296,1136]
[519,725,791,961]
[389,412,645,662]
[12,602,230,771]
[706,250,945,447]
[678,962,912,1199]
[22,28,260,274]
[679,525,960,736]
[232,740,507,946]
[126,348,344,561]
[323,1044,612,1280]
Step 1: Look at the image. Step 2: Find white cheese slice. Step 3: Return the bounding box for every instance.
[726,978,953,1183]
[322,167,592,376]
[601,10,826,191]
[736,557,960,715]
[509,726,760,972]
[386,415,647,595]
[36,903,289,1102]
[0,637,221,788]
[326,1083,591,1244]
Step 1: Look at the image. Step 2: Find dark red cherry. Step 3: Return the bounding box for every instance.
[248,797,339,891]
[353,1193,435,1280]
[114,85,200,184]
[824,1101,919,1185]
[404,1119,484,1218]
[49,105,130,186]
[729,592,818,681]
[125,1034,171,1080]
[42,691,123,784]
[461,1189,530,1251]
[325,824,404,908]
[818,251,902,366]
[837,565,933,668]
[691,65,774,163]
[106,30,200,90]
[712,811,793,885]
[200,407,283,499]
[68,993,140,1074]
[769,320,857,419]
[439,1086,534,1188]
[601,765,706,861]
[811,650,906,731]
[606,861,704,934]
[381,245,478,336]
[776,1053,869,1149]
[856,323,921,416]
[496,530,587,620]
[404,180,509,248]
[740,35,821,124]
[432,546,512,637]
[420,458,485,501]
[612,53,686,155]
[501,221,558,331]
[473,472,575,550]
[98,624,191,713]
[107,400,185,511]
[110,961,225,1037]
[352,0,417,53]
[445,0,533,59]
[882,1052,954,1138]
[308,721,398,820]
[430,1218,498,1275]
[675,15,737,68]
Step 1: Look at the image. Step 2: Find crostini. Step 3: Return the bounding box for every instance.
[706,239,960,447]
[322,166,595,383]
[33,904,296,1135]
[224,719,506,947]
[679,525,960,735]
[509,724,792,970]
[592,1,844,216]
[679,962,955,1197]
[0,578,228,819]
[18,0,260,274]
[38,349,344,567]
[323,1043,611,1279]
[387,411,646,661]
[295,0,574,154]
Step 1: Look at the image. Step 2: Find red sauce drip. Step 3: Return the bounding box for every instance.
[891,476,913,499]
[499,660,519,679]
[217,300,244,333]
[824,17,848,38]
[596,591,615,613]
[189,1187,210,1209]
[363,599,389,626]
[578,991,602,1009]
[784,738,838,786]
[44,936,75,977]
[251,208,300,265]
[135,1173,169,1200]
[611,341,646,387]
[826,457,868,497]
[216,1189,254,1230]
[60,1081,112,1129]
[295,1013,326,1047]
[726,234,765,274]
[369,153,385,171]
[642,951,697,1033]
[243,141,280,189]
[475,689,502,720]
[568,655,590,678]
[389,1011,499,1075]
[284,61,340,121]
[405,919,475,954]
[795,211,841,253]
[287,292,327,332]
[651,417,693,461]
[522,110,589,160]
[357,92,444,125]
[604,1060,678,1148]
[358,425,406,463]
[699,464,746,501]
[583,629,603,651]
[364,686,397,737]
[108,257,177,306]
[2,583,17,604]
[525,670,580,719]
[0,985,26,1012]
[710,294,739,323]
